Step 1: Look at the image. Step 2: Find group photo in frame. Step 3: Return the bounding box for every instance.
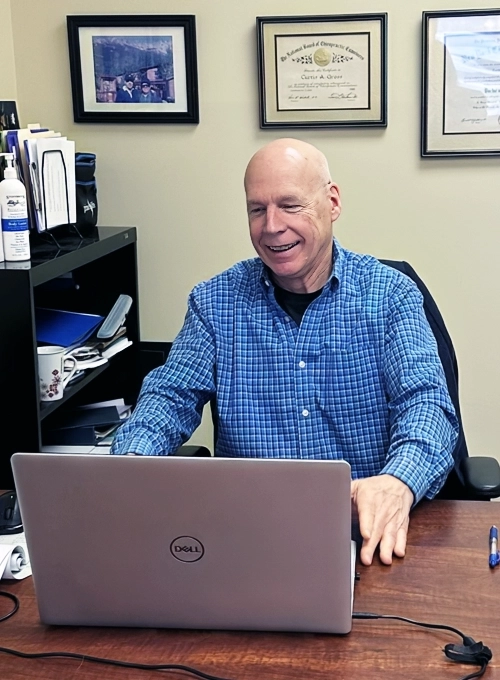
[67,14,199,124]
[256,13,387,129]
[422,9,500,157]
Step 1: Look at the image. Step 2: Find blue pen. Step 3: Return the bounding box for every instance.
[489,526,500,568]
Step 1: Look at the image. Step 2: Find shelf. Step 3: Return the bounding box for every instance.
[39,363,110,421]
[0,225,141,488]
[0,226,136,287]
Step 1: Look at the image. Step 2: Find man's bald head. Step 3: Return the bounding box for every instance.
[244,138,332,192]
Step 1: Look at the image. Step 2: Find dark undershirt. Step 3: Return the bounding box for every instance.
[274,283,323,326]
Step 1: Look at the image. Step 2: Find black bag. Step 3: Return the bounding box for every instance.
[75,153,98,230]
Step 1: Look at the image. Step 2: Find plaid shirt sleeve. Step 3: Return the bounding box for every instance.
[111,289,215,456]
[379,278,457,501]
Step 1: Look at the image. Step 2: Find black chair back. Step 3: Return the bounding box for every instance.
[379,260,468,499]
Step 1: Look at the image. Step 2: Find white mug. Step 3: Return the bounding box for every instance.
[37,345,78,402]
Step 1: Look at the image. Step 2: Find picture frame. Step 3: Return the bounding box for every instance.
[256,14,387,129]
[422,9,500,157]
[67,15,199,124]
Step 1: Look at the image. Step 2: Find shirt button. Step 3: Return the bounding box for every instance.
[284,316,290,322]
[298,361,306,368]
[302,409,309,417]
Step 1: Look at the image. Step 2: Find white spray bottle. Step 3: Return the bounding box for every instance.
[0,153,30,261]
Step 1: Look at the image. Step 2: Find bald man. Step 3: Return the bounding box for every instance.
[112,139,458,566]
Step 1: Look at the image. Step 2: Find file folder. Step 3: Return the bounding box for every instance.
[50,406,122,430]
[44,426,102,446]
[45,406,122,446]
[35,308,104,348]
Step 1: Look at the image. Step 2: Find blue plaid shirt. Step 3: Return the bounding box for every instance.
[112,241,458,502]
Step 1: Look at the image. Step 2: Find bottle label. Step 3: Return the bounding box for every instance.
[3,229,30,260]
[2,217,29,232]
[4,194,27,217]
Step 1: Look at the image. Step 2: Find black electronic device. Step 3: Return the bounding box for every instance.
[0,490,23,534]
[97,294,133,339]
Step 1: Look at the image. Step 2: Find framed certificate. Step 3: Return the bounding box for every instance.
[256,14,387,129]
[422,9,500,157]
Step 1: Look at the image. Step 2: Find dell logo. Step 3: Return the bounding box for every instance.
[170,536,204,562]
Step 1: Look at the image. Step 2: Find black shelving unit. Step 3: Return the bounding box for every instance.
[0,226,143,487]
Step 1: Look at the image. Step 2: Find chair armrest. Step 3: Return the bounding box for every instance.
[171,445,211,457]
[460,456,500,500]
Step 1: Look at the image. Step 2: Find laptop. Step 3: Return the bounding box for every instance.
[11,453,356,634]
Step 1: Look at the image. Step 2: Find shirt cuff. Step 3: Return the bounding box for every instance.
[110,431,158,456]
[380,456,427,504]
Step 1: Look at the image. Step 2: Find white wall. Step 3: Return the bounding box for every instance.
[6,0,500,458]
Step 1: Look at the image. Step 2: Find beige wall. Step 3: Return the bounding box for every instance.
[0,0,17,99]
[5,0,500,458]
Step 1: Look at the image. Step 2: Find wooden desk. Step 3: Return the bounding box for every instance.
[0,500,498,680]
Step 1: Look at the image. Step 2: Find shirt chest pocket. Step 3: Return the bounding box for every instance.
[314,337,387,417]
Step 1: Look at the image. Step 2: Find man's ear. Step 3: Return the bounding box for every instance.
[329,182,342,223]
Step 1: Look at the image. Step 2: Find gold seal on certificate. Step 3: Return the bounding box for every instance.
[275,33,370,111]
[313,48,331,67]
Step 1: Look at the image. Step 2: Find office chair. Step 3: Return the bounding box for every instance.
[379,260,500,500]
[156,260,500,500]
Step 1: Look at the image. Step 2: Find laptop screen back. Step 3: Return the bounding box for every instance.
[12,453,353,634]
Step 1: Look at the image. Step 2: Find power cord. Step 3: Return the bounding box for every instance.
[0,590,18,622]
[353,612,493,680]
[0,592,493,679]
[0,590,233,679]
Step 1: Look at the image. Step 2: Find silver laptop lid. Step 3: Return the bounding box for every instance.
[12,453,353,634]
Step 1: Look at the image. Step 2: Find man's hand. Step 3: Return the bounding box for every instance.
[351,474,414,566]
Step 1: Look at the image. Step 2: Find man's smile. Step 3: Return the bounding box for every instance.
[267,241,300,252]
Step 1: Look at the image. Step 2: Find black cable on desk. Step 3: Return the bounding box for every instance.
[353,611,493,680]
[0,591,233,679]
[0,592,492,679]
[0,591,19,622]
[0,646,234,679]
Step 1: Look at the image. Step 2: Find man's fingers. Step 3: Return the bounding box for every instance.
[394,521,409,558]
[352,475,413,566]
[359,505,388,565]
[359,537,377,566]
[378,523,400,565]
[360,509,395,565]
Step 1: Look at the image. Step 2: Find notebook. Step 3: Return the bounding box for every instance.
[11,453,356,634]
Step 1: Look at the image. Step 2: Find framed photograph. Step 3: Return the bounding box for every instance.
[256,14,387,129]
[67,15,199,124]
[422,9,500,157]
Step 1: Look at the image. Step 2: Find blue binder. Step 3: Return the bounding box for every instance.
[35,308,104,348]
